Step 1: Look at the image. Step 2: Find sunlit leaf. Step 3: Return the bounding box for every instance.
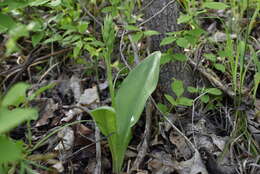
[32,32,44,47]
[160,36,176,46]
[177,97,193,106]
[0,108,38,134]
[171,79,184,97]
[173,53,187,62]
[204,53,216,62]
[206,88,222,95]
[187,86,198,93]
[203,2,228,10]
[200,95,209,103]
[0,136,23,163]
[115,51,161,171]
[2,83,30,107]
[177,14,192,24]
[0,13,16,29]
[143,30,160,36]
[214,63,225,72]
[131,32,143,43]
[124,25,140,31]
[165,94,177,106]
[176,37,189,48]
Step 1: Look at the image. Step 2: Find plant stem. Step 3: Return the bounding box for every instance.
[104,51,115,108]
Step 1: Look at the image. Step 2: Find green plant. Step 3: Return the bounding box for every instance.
[177,0,260,157]
[164,79,194,107]
[91,18,161,173]
[0,82,38,173]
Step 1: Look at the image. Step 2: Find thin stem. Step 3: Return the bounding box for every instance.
[104,51,115,108]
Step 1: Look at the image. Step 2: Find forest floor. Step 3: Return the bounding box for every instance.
[0,1,260,174]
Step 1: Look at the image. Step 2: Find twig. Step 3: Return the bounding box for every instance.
[94,125,102,174]
[2,47,72,90]
[188,59,236,98]
[5,46,41,91]
[38,62,60,83]
[138,0,155,12]
[192,90,211,148]
[130,99,152,172]
[138,0,176,27]
[150,97,197,151]
[119,30,132,69]
[82,7,102,27]
[128,34,140,65]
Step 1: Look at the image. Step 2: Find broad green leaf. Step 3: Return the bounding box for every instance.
[0,25,7,33]
[28,82,56,100]
[0,13,16,29]
[0,108,38,134]
[186,28,205,37]
[73,41,83,58]
[157,103,169,113]
[204,53,216,62]
[184,35,197,46]
[200,95,209,103]
[160,53,174,65]
[203,2,228,10]
[110,0,120,5]
[90,106,117,137]
[160,36,176,46]
[214,63,225,72]
[131,32,143,43]
[187,86,198,93]
[115,51,161,171]
[177,14,192,24]
[78,21,89,33]
[91,106,120,172]
[173,53,187,62]
[101,6,114,13]
[143,30,160,36]
[124,25,140,31]
[48,0,61,7]
[2,83,30,107]
[176,37,189,48]
[177,97,193,106]
[30,0,50,6]
[43,34,62,44]
[206,88,222,95]
[0,136,23,163]
[32,32,44,47]
[171,79,184,97]
[0,0,32,10]
[165,94,177,106]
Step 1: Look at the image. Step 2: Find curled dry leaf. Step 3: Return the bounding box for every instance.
[175,151,208,174]
[55,126,75,151]
[79,86,100,108]
[35,99,58,127]
[52,161,64,173]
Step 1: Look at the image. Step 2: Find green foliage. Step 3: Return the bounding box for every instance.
[202,2,229,10]
[204,53,226,73]
[0,83,38,134]
[91,51,161,173]
[102,15,116,107]
[165,79,193,107]
[0,83,38,171]
[188,86,222,103]
[0,136,24,163]
[171,79,184,97]
[165,78,223,109]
